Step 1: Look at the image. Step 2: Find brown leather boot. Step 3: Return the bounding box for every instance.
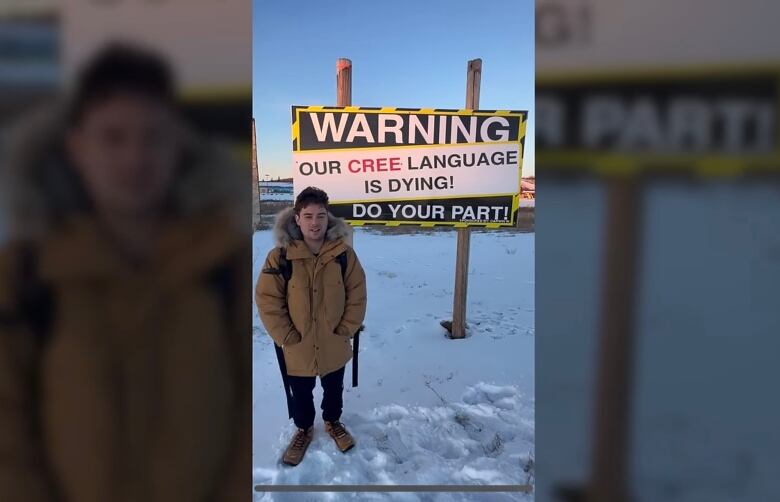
[324,421,355,452]
[282,427,313,466]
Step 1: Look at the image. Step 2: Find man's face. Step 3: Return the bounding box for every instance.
[295,203,328,242]
[66,92,180,218]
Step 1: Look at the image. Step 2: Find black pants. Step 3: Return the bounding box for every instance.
[288,366,345,429]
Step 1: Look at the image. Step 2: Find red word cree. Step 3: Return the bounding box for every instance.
[347,157,402,173]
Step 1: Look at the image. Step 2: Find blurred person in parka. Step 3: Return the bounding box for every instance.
[0,43,251,501]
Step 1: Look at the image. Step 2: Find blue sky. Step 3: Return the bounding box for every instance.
[253,0,534,179]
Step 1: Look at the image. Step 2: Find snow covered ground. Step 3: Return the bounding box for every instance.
[252,227,535,501]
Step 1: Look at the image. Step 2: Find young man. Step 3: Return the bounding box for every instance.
[256,187,367,466]
[0,44,250,501]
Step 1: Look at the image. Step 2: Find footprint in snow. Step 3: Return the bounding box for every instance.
[463,383,518,406]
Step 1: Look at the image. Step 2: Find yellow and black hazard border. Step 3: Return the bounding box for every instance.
[537,64,780,177]
[290,106,528,228]
[180,84,252,162]
[292,105,527,152]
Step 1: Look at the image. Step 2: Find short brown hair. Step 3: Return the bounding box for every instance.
[67,42,176,126]
[294,187,329,215]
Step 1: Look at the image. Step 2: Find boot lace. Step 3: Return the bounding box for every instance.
[292,428,309,449]
[329,421,348,439]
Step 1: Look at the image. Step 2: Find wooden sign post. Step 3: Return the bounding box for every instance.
[251,118,261,230]
[336,57,354,247]
[336,58,352,107]
[587,177,641,502]
[450,59,482,340]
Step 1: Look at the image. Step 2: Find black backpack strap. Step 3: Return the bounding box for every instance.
[207,260,234,322]
[206,251,259,434]
[0,245,59,490]
[0,245,53,343]
[352,329,359,388]
[278,247,292,284]
[336,250,348,279]
[261,247,295,419]
[274,342,294,419]
[21,247,53,344]
[261,247,292,285]
[335,250,363,388]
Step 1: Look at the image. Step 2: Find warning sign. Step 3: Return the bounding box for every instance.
[536,70,780,175]
[291,106,527,227]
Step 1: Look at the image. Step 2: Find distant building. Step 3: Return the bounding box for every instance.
[520,178,535,199]
[259,180,293,201]
[519,178,535,208]
[0,8,59,129]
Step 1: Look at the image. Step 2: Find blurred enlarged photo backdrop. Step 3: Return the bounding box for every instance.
[0,2,252,501]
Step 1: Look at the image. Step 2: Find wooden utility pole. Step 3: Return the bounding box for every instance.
[586,177,641,502]
[450,59,481,339]
[251,118,260,230]
[336,58,354,247]
[336,58,352,107]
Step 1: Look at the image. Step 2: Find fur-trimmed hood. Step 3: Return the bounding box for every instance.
[271,206,350,248]
[0,101,249,242]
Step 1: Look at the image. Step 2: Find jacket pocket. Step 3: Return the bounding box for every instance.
[283,340,309,373]
[323,275,345,331]
[287,276,311,335]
